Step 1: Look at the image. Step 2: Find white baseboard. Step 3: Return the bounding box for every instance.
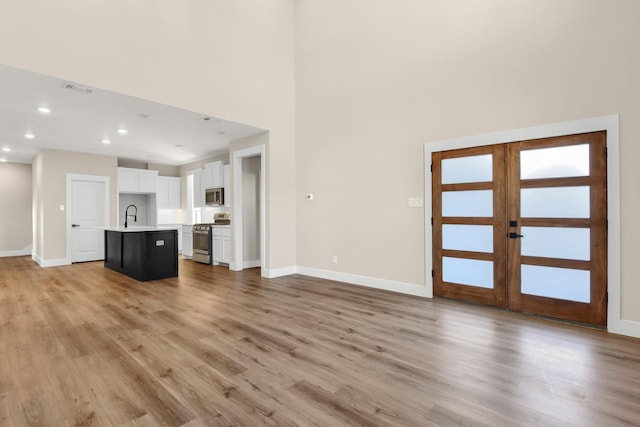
[243,260,261,269]
[608,319,640,339]
[263,266,297,278]
[0,244,32,258]
[228,260,262,271]
[296,266,432,298]
[32,254,71,268]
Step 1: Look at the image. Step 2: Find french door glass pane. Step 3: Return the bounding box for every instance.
[443,224,493,253]
[442,154,493,184]
[521,265,590,303]
[521,227,590,261]
[443,257,493,289]
[521,186,589,218]
[442,190,493,217]
[520,144,590,179]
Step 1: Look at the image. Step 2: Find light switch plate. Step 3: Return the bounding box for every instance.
[408,198,424,207]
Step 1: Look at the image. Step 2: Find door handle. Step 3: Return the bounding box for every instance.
[72,224,80,228]
[509,232,524,239]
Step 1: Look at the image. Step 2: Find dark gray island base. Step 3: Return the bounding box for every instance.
[104,229,178,281]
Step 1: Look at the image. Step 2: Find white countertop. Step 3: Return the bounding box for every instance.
[98,226,180,232]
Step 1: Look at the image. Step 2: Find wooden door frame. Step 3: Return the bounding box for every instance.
[66,174,110,263]
[424,115,631,336]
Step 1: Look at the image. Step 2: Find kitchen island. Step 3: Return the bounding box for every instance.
[104,227,178,281]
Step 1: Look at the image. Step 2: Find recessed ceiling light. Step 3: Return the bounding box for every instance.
[2,147,10,152]
[176,144,184,148]
[139,113,152,119]
[102,138,111,145]
[38,106,51,114]
[218,131,226,135]
[0,157,7,162]
[24,132,35,139]
[117,128,128,135]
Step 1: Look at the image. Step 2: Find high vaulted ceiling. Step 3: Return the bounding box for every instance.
[0,64,265,166]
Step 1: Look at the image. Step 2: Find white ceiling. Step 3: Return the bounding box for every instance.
[0,64,265,166]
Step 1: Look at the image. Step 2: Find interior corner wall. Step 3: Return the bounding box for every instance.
[0,0,297,271]
[37,149,117,261]
[0,162,32,254]
[294,0,640,322]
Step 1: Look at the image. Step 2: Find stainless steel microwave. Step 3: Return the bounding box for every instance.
[205,187,224,206]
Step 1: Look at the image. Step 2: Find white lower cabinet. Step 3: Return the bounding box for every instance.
[212,226,231,265]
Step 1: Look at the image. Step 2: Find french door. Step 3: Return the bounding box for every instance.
[432,131,607,325]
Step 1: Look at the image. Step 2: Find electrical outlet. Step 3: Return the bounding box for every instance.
[408,197,424,207]
[332,255,338,263]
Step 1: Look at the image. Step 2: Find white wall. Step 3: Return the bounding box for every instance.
[0,0,296,272]
[0,163,32,255]
[294,0,640,323]
[32,149,117,262]
[32,150,117,265]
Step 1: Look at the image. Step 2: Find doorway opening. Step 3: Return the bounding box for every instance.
[231,144,266,275]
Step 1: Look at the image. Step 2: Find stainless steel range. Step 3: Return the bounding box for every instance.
[192,213,231,264]
[192,223,213,264]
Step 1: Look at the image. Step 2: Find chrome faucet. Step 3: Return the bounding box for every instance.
[124,204,138,228]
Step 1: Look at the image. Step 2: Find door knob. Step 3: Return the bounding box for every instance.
[72,224,80,228]
[509,232,524,238]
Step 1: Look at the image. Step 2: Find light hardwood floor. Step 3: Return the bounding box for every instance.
[1,256,639,426]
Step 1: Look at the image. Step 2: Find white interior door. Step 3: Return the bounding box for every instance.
[68,175,109,262]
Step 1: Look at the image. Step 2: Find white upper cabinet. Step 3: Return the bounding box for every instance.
[118,167,159,193]
[202,161,223,189]
[138,172,157,193]
[157,176,181,209]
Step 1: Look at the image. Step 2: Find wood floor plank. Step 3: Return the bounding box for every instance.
[1,256,640,426]
[164,331,247,378]
[290,380,393,427]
